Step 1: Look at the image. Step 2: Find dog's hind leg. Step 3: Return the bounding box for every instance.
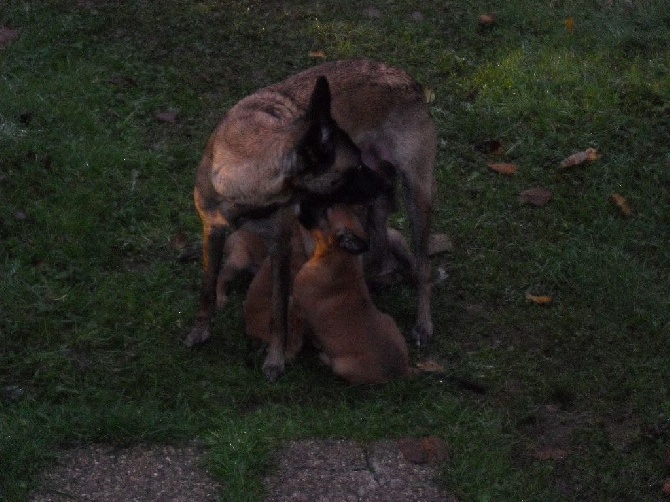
[402,168,435,346]
[396,117,437,347]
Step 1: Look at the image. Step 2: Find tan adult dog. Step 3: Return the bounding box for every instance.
[187,59,436,381]
[290,203,410,384]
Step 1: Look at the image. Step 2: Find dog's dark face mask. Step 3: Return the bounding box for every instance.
[291,76,370,197]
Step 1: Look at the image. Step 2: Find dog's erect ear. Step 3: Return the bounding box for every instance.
[336,229,369,255]
[305,76,332,125]
[297,77,335,170]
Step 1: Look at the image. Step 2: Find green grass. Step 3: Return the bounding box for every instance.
[2,0,669,500]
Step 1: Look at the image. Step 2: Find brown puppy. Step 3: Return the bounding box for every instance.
[188,60,435,381]
[291,204,410,384]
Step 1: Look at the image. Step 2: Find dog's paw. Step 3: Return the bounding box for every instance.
[412,321,433,348]
[262,360,285,382]
[184,323,211,347]
[216,294,229,310]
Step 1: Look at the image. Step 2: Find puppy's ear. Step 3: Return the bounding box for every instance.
[336,229,369,255]
[297,77,335,170]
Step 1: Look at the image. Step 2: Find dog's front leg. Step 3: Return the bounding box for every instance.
[262,217,293,381]
[186,223,227,347]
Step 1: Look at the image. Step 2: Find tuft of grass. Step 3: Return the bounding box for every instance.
[2,0,669,500]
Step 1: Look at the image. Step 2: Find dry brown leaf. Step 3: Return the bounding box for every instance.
[533,447,569,461]
[519,187,552,207]
[475,139,504,155]
[420,436,449,463]
[565,17,575,33]
[478,13,497,28]
[428,233,453,255]
[398,437,427,464]
[307,50,327,59]
[526,293,553,305]
[0,26,20,48]
[415,359,446,373]
[559,147,601,168]
[170,231,188,251]
[611,193,632,217]
[155,111,178,123]
[409,11,424,22]
[398,436,449,464]
[363,6,383,19]
[488,163,518,175]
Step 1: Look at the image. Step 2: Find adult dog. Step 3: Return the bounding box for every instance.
[186,60,436,380]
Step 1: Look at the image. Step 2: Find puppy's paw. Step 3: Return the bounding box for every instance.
[185,323,211,347]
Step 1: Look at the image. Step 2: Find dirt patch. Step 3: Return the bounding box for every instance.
[30,439,454,501]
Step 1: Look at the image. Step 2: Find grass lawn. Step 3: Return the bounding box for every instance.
[1,0,669,500]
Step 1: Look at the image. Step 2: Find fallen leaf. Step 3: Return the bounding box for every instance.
[559,147,601,169]
[488,162,518,175]
[434,265,448,285]
[428,233,453,255]
[409,11,424,22]
[611,193,632,217]
[416,360,446,373]
[398,437,427,464]
[307,50,326,59]
[0,26,20,49]
[478,13,497,28]
[170,231,188,251]
[398,436,449,464]
[519,187,552,207]
[475,139,504,155]
[420,436,449,463]
[155,111,178,123]
[109,74,137,88]
[533,447,569,461]
[424,88,436,104]
[565,17,575,33]
[526,293,553,305]
[363,6,383,19]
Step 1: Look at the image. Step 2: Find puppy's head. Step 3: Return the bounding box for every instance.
[298,203,368,255]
